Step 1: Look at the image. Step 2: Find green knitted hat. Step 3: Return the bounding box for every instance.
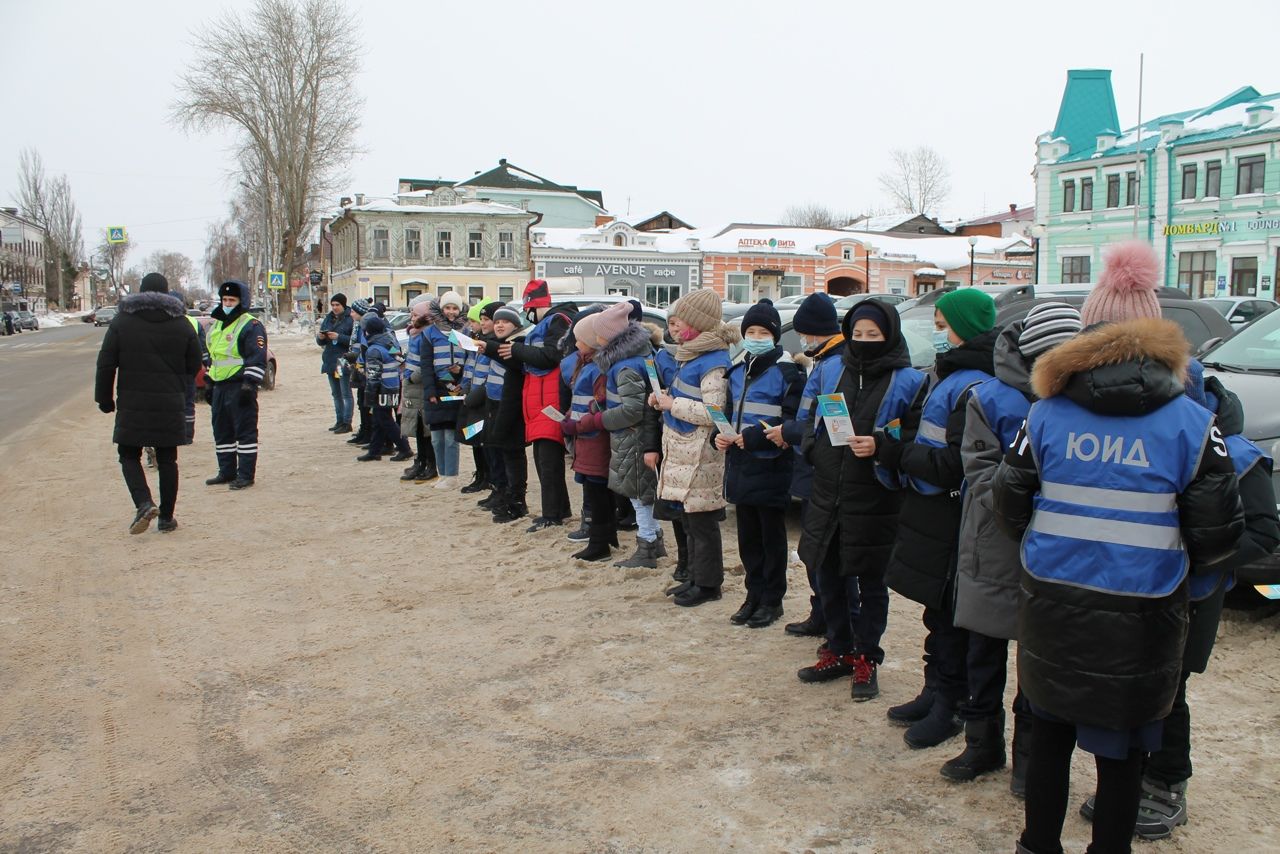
[935,289,996,342]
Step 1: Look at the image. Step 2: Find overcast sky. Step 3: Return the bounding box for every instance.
[7,0,1280,282]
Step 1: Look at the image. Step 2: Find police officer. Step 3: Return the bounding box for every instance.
[204,280,268,490]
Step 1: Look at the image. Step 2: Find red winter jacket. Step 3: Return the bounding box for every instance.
[510,309,575,445]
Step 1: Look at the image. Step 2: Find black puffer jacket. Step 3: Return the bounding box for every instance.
[993,318,1244,728]
[882,328,997,610]
[797,305,916,576]
[481,331,527,450]
[95,291,201,447]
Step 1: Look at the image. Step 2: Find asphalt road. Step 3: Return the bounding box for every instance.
[0,321,105,444]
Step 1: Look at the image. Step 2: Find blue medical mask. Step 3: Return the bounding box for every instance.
[932,329,954,354]
[741,338,775,356]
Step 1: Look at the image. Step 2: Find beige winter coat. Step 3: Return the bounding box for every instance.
[657,366,728,513]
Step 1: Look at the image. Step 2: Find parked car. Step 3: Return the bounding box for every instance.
[1199,296,1279,328]
[833,292,912,311]
[93,307,117,326]
[12,310,38,331]
[1,310,20,334]
[195,316,278,392]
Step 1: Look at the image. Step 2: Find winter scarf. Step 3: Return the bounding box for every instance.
[428,299,467,333]
[674,322,740,363]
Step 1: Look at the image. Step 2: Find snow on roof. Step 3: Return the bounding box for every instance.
[845,213,920,232]
[701,225,1029,269]
[347,200,531,216]
[397,189,434,198]
[533,225,699,253]
[915,267,947,277]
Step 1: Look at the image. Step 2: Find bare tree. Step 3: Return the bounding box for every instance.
[94,230,131,299]
[204,213,251,288]
[142,250,196,288]
[15,149,85,307]
[877,147,951,216]
[780,203,858,229]
[172,0,363,282]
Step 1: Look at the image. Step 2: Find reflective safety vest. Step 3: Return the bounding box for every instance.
[727,359,788,459]
[1022,394,1218,598]
[654,348,678,389]
[801,355,924,489]
[206,313,255,382]
[560,351,580,388]
[405,332,425,381]
[1189,433,1268,601]
[367,341,403,391]
[604,354,649,425]
[570,360,603,438]
[427,325,461,380]
[664,350,731,434]
[909,368,990,495]
[470,351,491,392]
[485,355,507,401]
[523,312,568,377]
[187,315,201,334]
[969,377,1033,451]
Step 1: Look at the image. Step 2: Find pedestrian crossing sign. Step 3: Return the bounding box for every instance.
[107,227,127,244]
[267,271,286,290]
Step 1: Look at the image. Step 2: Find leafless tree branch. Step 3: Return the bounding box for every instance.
[877,146,951,216]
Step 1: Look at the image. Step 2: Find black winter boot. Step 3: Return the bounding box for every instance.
[460,472,490,494]
[652,529,668,558]
[940,713,1007,781]
[415,460,439,483]
[784,595,826,637]
[400,461,426,482]
[887,685,936,726]
[493,496,528,524]
[615,537,660,568]
[904,696,963,749]
[477,489,501,510]
[1010,710,1033,798]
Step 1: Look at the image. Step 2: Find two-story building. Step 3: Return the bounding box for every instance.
[326,186,538,306]
[531,219,701,307]
[1035,69,1280,297]
[397,159,606,229]
[0,207,46,310]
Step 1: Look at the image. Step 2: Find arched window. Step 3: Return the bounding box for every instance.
[613,233,626,247]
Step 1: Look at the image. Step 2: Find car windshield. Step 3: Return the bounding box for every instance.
[1199,299,1234,317]
[1201,308,1280,372]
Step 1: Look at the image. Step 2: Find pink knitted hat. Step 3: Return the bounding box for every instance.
[1081,242,1161,326]
[588,302,632,346]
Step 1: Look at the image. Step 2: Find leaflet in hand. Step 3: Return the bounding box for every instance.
[440,395,465,402]
[541,405,566,423]
[448,330,480,352]
[644,357,663,390]
[462,420,484,440]
[817,393,856,444]
[705,404,738,438]
[1255,584,1280,600]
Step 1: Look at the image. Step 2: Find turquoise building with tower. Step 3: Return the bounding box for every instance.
[1034,69,1280,299]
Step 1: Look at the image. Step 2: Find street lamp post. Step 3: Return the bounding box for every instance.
[967,236,977,288]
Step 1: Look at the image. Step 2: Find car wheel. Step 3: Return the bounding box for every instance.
[261,360,277,391]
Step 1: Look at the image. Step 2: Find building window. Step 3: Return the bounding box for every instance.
[405,288,422,302]
[436,230,452,259]
[437,285,450,297]
[1062,255,1091,284]
[468,231,483,259]
[1177,251,1216,298]
[1080,177,1093,211]
[1062,180,1076,213]
[1125,172,1139,207]
[917,280,940,295]
[1106,174,1120,208]
[613,233,626,247]
[468,285,485,303]
[726,272,750,304]
[1236,155,1265,195]
[498,285,514,302]
[1231,256,1259,296]
[842,247,852,261]
[1205,161,1222,197]
[373,285,390,304]
[1181,164,1197,201]
[887,277,908,295]
[780,274,803,298]
[645,283,681,308]
[498,231,513,260]
[371,227,389,258]
[689,266,700,288]
[404,228,421,259]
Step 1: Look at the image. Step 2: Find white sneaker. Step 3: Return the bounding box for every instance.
[433,476,456,490]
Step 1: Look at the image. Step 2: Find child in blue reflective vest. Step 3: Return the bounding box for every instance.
[718,301,802,628]
[356,314,412,462]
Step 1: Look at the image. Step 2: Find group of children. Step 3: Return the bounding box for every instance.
[318,252,1275,853]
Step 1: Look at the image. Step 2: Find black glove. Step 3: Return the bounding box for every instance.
[98,400,115,414]
[874,430,905,469]
[238,382,256,406]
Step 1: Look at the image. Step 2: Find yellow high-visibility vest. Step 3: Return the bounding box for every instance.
[206,313,255,382]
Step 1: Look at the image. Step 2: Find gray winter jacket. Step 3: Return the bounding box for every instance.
[597,321,660,503]
[954,321,1034,640]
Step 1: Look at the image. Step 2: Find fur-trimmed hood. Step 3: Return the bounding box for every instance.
[593,320,652,372]
[427,299,466,332]
[643,322,665,348]
[119,291,186,320]
[1031,318,1189,416]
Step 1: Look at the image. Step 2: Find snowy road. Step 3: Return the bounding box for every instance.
[0,322,104,445]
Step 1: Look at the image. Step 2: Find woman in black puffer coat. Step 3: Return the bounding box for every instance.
[94,276,201,531]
